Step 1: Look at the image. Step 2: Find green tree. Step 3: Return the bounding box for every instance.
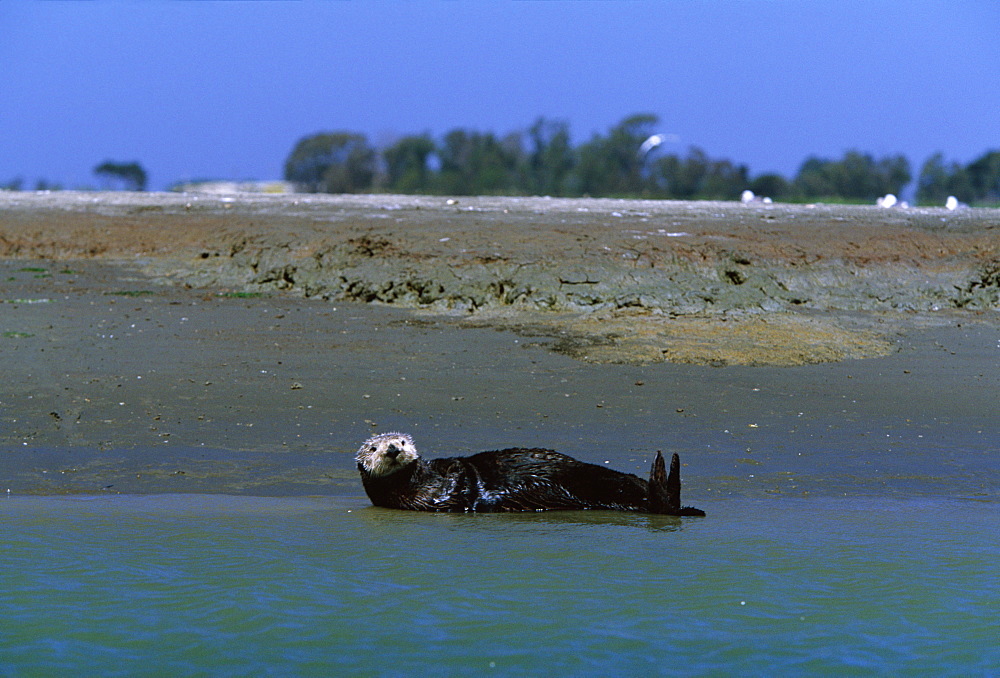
[966,150,1000,203]
[793,156,837,198]
[792,151,910,201]
[284,132,375,193]
[839,151,884,198]
[877,154,912,197]
[94,160,147,191]
[917,153,973,204]
[525,117,574,196]
[700,156,749,200]
[649,147,747,199]
[652,149,704,198]
[748,173,790,200]
[383,134,436,193]
[498,132,528,194]
[436,129,521,195]
[573,114,659,196]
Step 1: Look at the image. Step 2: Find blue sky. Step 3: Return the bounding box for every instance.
[2,1,998,191]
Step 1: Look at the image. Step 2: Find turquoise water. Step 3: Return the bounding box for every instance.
[2,494,997,675]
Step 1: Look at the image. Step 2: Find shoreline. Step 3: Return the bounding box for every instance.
[1,192,997,499]
[2,191,998,366]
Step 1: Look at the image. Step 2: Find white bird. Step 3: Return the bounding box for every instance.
[877,193,897,208]
[740,189,771,204]
[638,135,663,158]
[637,133,680,159]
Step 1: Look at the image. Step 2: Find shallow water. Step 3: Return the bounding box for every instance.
[2,262,998,674]
[2,494,997,675]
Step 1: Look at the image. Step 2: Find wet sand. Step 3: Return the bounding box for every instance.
[0,193,997,498]
[3,191,999,365]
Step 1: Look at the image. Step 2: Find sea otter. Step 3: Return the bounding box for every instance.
[355,432,705,516]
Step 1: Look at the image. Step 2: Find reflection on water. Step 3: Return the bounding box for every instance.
[2,494,997,674]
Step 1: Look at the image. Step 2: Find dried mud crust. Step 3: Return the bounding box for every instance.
[1,191,998,365]
[463,310,898,367]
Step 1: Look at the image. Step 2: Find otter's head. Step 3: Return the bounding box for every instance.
[356,432,420,477]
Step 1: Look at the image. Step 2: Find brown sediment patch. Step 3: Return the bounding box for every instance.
[463,309,896,366]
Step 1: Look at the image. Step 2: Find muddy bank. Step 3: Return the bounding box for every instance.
[1,260,997,498]
[1,191,998,365]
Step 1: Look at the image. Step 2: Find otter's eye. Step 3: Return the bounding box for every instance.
[369,445,376,452]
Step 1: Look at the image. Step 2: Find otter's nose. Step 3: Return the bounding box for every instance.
[385,445,401,460]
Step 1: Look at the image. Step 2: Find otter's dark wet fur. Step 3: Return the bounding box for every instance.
[356,432,705,516]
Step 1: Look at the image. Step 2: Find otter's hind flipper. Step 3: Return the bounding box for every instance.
[647,451,680,514]
[648,452,705,517]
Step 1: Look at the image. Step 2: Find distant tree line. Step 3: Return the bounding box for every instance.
[917,151,1000,205]
[3,116,998,204]
[0,177,65,192]
[93,160,147,192]
[1,160,149,192]
[284,114,1000,205]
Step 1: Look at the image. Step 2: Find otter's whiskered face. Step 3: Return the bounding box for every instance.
[356,432,420,477]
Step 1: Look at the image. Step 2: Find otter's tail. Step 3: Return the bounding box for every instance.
[648,452,706,517]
